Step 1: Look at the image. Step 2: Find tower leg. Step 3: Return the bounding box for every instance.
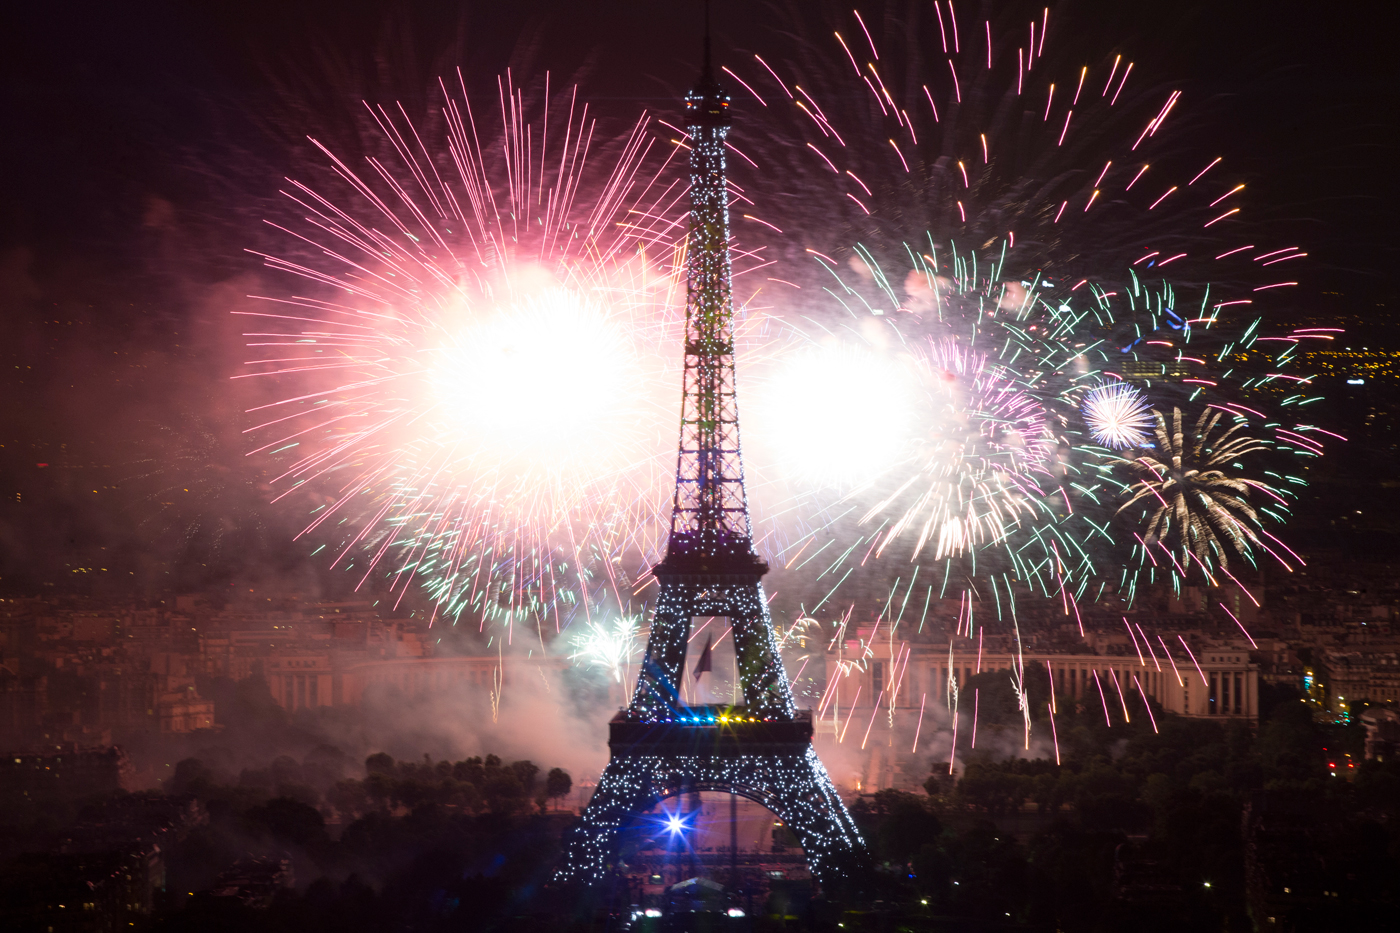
[729,583,795,717]
[729,790,738,887]
[630,584,691,715]
[558,748,867,885]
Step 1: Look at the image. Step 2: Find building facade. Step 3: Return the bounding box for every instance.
[818,639,1260,726]
[265,651,569,713]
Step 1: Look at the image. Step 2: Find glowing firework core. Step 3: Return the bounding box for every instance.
[752,342,917,487]
[428,283,647,470]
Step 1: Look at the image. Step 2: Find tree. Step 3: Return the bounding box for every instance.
[328,779,369,819]
[271,755,304,787]
[453,757,484,785]
[508,760,539,795]
[365,771,394,810]
[545,768,572,808]
[167,757,216,797]
[483,770,524,814]
[245,796,328,850]
[924,764,955,800]
[871,791,943,864]
[957,761,1028,818]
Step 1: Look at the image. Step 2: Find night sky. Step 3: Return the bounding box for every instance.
[1,0,1396,593]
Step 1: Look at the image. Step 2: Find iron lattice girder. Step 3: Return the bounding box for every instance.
[557,742,867,885]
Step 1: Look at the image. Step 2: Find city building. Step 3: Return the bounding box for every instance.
[818,636,1260,725]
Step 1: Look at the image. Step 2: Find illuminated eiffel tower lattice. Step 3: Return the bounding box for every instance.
[558,38,867,886]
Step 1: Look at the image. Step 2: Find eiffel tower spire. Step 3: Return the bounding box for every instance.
[630,36,792,719]
[660,34,756,569]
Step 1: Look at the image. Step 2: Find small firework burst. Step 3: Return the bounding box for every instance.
[569,614,642,683]
[1082,382,1154,449]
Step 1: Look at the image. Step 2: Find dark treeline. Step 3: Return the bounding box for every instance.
[0,749,582,933]
[151,751,576,933]
[144,686,1400,931]
[847,681,1399,931]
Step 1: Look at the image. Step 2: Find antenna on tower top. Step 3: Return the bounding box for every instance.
[702,0,713,79]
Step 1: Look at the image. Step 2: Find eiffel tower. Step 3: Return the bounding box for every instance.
[558,34,867,886]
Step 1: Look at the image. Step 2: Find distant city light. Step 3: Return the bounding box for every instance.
[1347,378,1365,384]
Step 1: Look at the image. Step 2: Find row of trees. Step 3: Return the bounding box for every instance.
[845,686,1398,930]
[154,752,580,932]
[343,752,574,817]
[169,751,575,823]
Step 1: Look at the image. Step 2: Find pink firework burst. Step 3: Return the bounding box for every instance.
[865,337,1056,560]
[240,74,692,629]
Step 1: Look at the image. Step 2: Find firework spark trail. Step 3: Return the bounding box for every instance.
[1124,617,1146,664]
[732,4,1308,291]
[888,641,912,721]
[948,706,958,775]
[1218,601,1259,648]
[864,337,1056,562]
[757,239,1326,619]
[1109,668,1131,722]
[244,11,1335,757]
[1159,635,1185,686]
[838,685,862,743]
[1113,407,1281,573]
[732,4,1331,626]
[971,688,980,748]
[1093,669,1112,727]
[860,690,884,749]
[747,245,1328,741]
[1134,674,1159,733]
[1179,635,1209,687]
[1138,624,1162,671]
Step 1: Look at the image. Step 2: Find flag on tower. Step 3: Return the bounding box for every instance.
[693,634,713,680]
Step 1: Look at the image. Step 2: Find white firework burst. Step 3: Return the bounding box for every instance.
[1083,382,1154,449]
[569,614,642,683]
